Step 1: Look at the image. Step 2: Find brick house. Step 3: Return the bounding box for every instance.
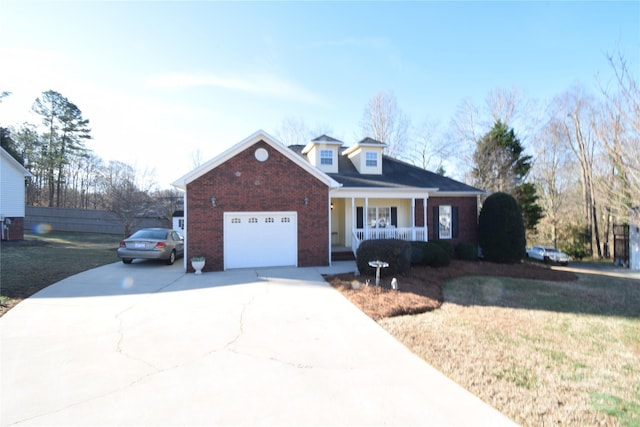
[0,147,32,240]
[172,130,484,272]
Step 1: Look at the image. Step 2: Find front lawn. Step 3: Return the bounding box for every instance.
[331,262,639,426]
[0,231,121,316]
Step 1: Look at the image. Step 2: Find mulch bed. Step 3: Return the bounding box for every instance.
[325,260,578,320]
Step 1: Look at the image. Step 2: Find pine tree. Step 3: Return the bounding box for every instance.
[472,120,543,231]
[32,90,91,207]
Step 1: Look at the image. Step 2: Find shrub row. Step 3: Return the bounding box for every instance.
[356,239,412,277]
[455,242,478,261]
[411,241,450,267]
[356,239,479,274]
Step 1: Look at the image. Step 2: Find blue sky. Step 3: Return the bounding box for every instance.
[1,1,638,188]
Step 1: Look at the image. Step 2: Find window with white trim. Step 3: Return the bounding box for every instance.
[365,151,377,167]
[438,206,452,239]
[356,206,397,229]
[367,207,391,228]
[320,149,333,165]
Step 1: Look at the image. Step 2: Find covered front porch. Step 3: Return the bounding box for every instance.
[329,189,432,257]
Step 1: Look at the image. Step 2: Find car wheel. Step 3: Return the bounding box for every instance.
[543,256,550,264]
[122,258,133,264]
[166,250,176,265]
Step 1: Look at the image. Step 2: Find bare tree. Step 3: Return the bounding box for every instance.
[487,87,520,125]
[276,116,334,147]
[190,149,204,169]
[276,116,312,147]
[450,87,537,180]
[595,52,640,220]
[103,161,153,237]
[555,85,602,258]
[75,154,104,209]
[531,118,574,248]
[151,188,184,223]
[411,118,450,172]
[359,91,410,158]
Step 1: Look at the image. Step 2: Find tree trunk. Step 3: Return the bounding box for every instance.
[592,204,602,259]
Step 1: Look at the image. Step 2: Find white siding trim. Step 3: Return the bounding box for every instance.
[0,148,31,218]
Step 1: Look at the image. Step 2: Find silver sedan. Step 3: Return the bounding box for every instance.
[118,228,184,265]
[526,246,570,265]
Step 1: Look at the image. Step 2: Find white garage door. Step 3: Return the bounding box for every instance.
[224,212,297,269]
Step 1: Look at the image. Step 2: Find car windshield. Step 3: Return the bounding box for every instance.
[545,248,559,253]
[129,230,168,240]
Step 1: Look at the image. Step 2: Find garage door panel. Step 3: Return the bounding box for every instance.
[224,212,297,269]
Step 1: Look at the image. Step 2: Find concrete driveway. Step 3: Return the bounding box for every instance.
[1,261,516,426]
[553,261,640,280]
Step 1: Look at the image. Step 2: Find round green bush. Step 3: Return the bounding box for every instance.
[356,239,411,276]
[410,241,450,268]
[478,192,526,263]
[410,241,428,265]
[423,242,450,267]
[455,242,478,261]
[432,239,453,257]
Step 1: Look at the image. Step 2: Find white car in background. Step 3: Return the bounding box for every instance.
[526,246,570,265]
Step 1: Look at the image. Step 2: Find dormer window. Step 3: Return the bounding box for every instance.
[365,151,378,167]
[342,137,385,175]
[320,150,333,165]
[301,135,342,173]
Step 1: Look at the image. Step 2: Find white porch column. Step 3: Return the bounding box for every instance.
[364,198,369,240]
[351,197,355,244]
[411,198,416,240]
[423,197,428,241]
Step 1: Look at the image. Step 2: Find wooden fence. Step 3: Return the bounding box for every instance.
[25,207,170,236]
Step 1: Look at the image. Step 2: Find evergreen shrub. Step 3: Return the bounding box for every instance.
[410,241,450,268]
[432,239,453,257]
[478,192,526,263]
[455,242,478,261]
[356,239,411,276]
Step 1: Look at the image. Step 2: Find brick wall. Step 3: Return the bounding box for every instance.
[186,141,329,272]
[414,196,479,245]
[2,216,25,240]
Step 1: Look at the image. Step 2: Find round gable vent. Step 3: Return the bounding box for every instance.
[255,148,269,162]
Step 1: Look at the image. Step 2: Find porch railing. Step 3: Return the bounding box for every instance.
[351,227,427,254]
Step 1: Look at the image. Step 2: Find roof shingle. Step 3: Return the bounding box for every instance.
[288,144,483,193]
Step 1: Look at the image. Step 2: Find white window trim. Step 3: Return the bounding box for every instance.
[438,205,452,239]
[320,149,333,165]
[365,151,377,167]
[367,206,391,228]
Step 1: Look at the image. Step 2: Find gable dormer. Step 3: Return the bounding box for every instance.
[342,137,386,175]
[301,135,343,173]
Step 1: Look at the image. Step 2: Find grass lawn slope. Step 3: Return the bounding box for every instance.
[328,260,640,426]
[1,231,121,316]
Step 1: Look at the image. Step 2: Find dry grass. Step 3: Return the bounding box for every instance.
[329,261,640,426]
[379,274,640,427]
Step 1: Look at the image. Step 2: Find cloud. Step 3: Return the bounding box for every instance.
[146,72,325,106]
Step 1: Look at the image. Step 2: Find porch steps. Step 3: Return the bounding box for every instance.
[331,249,355,261]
